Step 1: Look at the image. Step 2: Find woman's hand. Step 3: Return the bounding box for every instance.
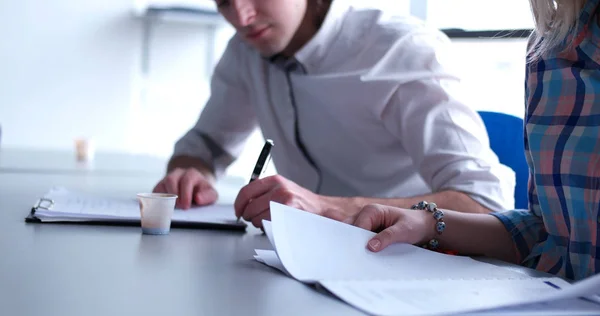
[351,204,437,252]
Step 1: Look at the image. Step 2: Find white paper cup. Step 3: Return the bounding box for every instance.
[137,193,177,235]
[74,138,95,162]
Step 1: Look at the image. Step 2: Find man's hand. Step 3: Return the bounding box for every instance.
[153,168,218,209]
[351,204,436,252]
[234,175,359,228]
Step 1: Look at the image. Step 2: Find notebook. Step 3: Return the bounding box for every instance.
[25,187,246,231]
[254,202,600,315]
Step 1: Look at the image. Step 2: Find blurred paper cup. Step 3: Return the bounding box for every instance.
[74,138,95,162]
[137,193,177,235]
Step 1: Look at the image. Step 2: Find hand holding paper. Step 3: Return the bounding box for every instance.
[253,202,600,315]
[351,203,435,252]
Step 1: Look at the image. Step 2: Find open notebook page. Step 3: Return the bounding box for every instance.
[269,202,530,283]
[34,187,238,224]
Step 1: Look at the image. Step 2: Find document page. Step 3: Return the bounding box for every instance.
[269,202,530,283]
[475,298,600,315]
[319,278,572,316]
[34,187,238,224]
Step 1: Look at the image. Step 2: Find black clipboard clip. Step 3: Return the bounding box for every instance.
[33,198,55,211]
[27,198,55,222]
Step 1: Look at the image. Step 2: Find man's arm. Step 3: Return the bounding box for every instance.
[169,35,257,179]
[154,36,257,208]
[359,190,491,213]
[234,175,490,228]
[362,29,515,214]
[321,190,489,222]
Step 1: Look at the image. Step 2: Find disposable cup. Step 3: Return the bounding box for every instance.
[137,193,177,235]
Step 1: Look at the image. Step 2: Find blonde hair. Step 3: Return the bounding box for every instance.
[528,0,586,60]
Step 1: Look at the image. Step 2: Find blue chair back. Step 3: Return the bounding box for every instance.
[478,111,529,209]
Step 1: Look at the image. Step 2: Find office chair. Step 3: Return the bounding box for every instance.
[478,111,529,209]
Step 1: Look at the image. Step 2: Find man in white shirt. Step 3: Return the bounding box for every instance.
[153,0,515,228]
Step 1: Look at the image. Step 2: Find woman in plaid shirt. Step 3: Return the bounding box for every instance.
[348,0,599,281]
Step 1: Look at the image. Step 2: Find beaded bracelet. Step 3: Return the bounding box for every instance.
[411,201,445,250]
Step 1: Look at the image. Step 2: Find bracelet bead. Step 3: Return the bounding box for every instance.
[411,200,445,250]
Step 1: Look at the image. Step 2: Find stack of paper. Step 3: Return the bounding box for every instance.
[255,202,600,315]
[27,187,245,229]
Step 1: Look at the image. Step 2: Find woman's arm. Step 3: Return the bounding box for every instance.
[438,210,518,262]
[352,204,519,263]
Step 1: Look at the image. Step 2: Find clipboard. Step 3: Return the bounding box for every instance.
[25,188,247,231]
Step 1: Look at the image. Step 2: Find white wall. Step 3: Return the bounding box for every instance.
[0,0,267,177]
[1,0,212,149]
[0,0,140,151]
[450,38,528,119]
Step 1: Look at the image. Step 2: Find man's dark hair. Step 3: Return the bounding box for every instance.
[313,0,333,28]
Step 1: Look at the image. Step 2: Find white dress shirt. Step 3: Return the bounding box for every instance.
[173,0,516,211]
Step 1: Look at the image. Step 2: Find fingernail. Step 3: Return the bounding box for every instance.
[368,239,380,251]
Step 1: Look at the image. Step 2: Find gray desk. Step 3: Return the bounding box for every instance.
[0,171,552,316]
[0,172,365,316]
[0,148,167,176]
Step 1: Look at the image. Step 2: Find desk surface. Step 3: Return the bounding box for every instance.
[0,171,551,316]
[0,172,366,316]
[0,148,168,176]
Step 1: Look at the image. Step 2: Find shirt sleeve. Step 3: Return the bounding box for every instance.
[173,36,258,177]
[364,28,516,212]
[491,179,545,264]
[491,163,546,262]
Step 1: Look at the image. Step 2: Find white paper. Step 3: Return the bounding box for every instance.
[262,202,600,315]
[475,298,600,315]
[254,220,290,274]
[269,202,528,283]
[536,272,600,302]
[254,249,290,276]
[253,254,265,264]
[261,220,277,252]
[472,272,600,312]
[34,187,240,225]
[319,278,575,316]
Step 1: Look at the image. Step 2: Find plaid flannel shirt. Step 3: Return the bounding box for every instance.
[492,0,600,281]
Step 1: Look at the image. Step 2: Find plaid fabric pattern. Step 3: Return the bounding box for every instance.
[492,0,600,281]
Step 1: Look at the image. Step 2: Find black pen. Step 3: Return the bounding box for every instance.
[237,139,274,222]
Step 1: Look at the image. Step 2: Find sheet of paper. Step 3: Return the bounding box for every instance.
[474,298,600,315]
[532,272,600,303]
[254,246,600,314]
[269,202,529,283]
[253,255,265,264]
[261,220,277,251]
[35,187,239,224]
[254,249,290,276]
[319,278,574,316]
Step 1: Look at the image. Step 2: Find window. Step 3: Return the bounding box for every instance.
[424,0,534,31]
[419,1,533,118]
